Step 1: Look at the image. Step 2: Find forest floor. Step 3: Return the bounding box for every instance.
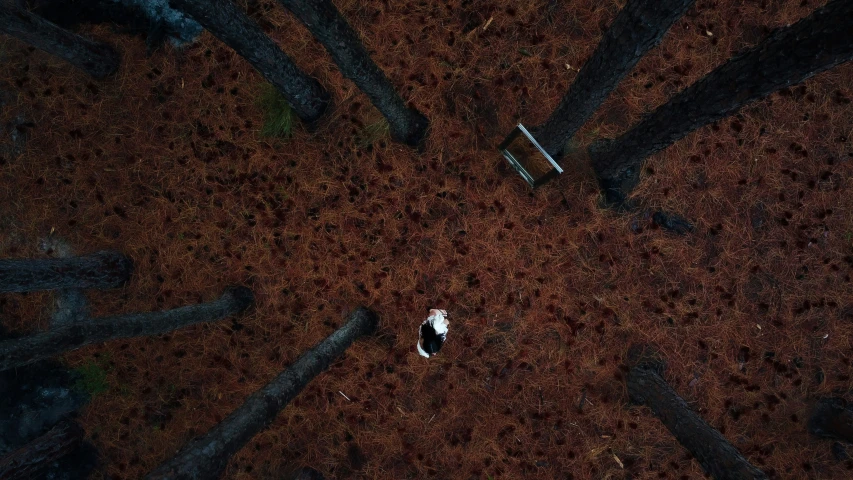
[2,0,853,478]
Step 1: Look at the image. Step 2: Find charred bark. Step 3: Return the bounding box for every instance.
[0,420,83,480]
[0,286,253,371]
[276,0,428,146]
[808,397,853,444]
[0,1,120,78]
[590,0,853,205]
[0,359,88,457]
[145,307,379,480]
[39,236,90,327]
[49,287,89,327]
[0,250,132,294]
[627,347,767,480]
[168,0,329,124]
[31,0,203,52]
[530,0,696,159]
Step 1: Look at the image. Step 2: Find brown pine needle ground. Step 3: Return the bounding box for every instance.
[1,0,852,478]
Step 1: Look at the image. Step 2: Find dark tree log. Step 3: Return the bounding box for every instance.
[276,0,428,146]
[530,0,696,159]
[590,0,853,205]
[39,236,90,326]
[146,307,379,480]
[808,397,853,443]
[627,347,767,480]
[50,288,89,327]
[31,0,203,53]
[0,250,133,294]
[168,0,329,124]
[0,420,83,480]
[0,0,120,78]
[0,286,253,371]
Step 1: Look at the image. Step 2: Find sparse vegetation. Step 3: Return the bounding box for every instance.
[72,359,109,397]
[355,118,389,148]
[257,82,296,139]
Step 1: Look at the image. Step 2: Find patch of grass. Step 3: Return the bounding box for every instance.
[565,126,601,153]
[257,83,296,139]
[355,119,389,148]
[73,360,110,397]
[580,126,601,145]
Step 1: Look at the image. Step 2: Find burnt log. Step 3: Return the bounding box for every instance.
[39,236,90,326]
[31,0,202,50]
[276,0,428,146]
[168,0,329,124]
[146,307,379,480]
[627,346,767,480]
[530,0,696,159]
[590,0,853,205]
[0,250,132,294]
[0,420,83,480]
[0,0,120,78]
[0,286,253,371]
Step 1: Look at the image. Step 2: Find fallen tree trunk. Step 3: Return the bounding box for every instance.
[146,307,379,480]
[169,0,329,124]
[0,0,120,78]
[589,0,853,205]
[0,250,133,294]
[0,286,253,371]
[39,236,90,326]
[808,397,853,443]
[530,0,696,159]
[0,420,83,480]
[276,0,428,146]
[627,347,767,480]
